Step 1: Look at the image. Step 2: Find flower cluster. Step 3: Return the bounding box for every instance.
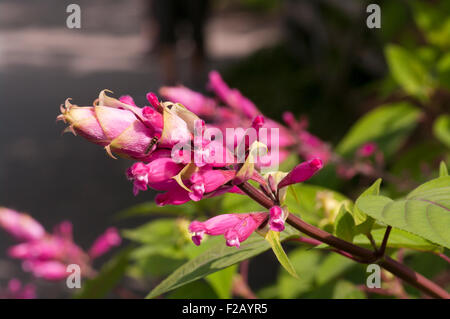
[57,72,326,248]
[0,208,121,281]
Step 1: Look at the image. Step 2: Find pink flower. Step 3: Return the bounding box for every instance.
[160,86,217,117]
[209,71,260,119]
[189,213,267,248]
[277,158,323,189]
[88,227,121,259]
[23,260,68,281]
[146,92,161,109]
[58,91,163,161]
[0,208,45,242]
[155,169,236,206]
[126,157,184,195]
[8,237,65,261]
[357,142,377,157]
[269,206,286,232]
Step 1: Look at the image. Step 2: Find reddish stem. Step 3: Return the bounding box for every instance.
[237,182,450,299]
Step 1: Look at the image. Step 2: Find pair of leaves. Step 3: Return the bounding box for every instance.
[356,175,450,249]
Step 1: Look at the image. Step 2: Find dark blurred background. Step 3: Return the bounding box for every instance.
[0,0,415,297]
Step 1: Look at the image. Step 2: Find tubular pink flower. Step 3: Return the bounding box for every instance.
[127,157,184,195]
[208,71,260,119]
[8,237,65,261]
[189,213,267,247]
[297,131,332,164]
[278,158,323,189]
[0,208,45,242]
[23,260,68,281]
[269,206,285,232]
[155,168,236,205]
[160,86,217,116]
[88,227,121,259]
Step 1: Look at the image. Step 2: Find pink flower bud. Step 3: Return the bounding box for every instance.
[88,227,121,259]
[357,142,377,157]
[146,92,161,109]
[278,158,323,189]
[58,91,163,161]
[0,208,45,242]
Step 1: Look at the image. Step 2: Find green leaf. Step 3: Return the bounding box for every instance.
[220,192,263,213]
[356,176,450,248]
[334,205,355,242]
[440,161,449,177]
[166,280,218,299]
[277,249,321,298]
[284,184,349,225]
[265,230,298,278]
[353,178,382,226]
[122,219,181,245]
[205,265,237,299]
[75,248,132,299]
[385,44,434,99]
[336,102,421,158]
[315,253,355,286]
[433,115,450,148]
[353,227,441,252]
[332,280,365,299]
[116,201,197,219]
[146,228,298,298]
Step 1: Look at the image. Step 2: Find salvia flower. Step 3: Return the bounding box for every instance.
[88,227,122,259]
[189,213,267,248]
[0,208,45,242]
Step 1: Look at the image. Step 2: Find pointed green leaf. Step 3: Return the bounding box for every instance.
[353,178,382,226]
[336,102,421,158]
[433,115,450,148]
[385,44,434,100]
[265,230,298,278]
[334,205,355,242]
[146,227,298,298]
[440,161,449,177]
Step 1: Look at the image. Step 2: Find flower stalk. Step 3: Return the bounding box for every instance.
[237,181,450,299]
